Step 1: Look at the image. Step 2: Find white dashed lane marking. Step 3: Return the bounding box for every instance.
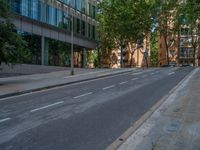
[102,85,115,90]
[168,72,175,75]
[0,118,11,123]
[30,101,64,113]
[132,78,138,81]
[119,81,128,85]
[73,92,93,99]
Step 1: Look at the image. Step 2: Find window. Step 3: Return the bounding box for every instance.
[82,0,86,14]
[32,0,37,20]
[92,5,96,19]
[46,5,53,25]
[76,0,81,11]
[52,7,57,26]
[89,3,92,17]
[12,0,21,13]
[76,18,81,34]
[62,0,70,5]
[88,23,91,38]
[180,47,194,58]
[81,20,85,36]
[63,12,70,30]
[57,9,63,27]
[92,25,95,39]
[70,0,75,8]
[37,0,42,21]
[27,0,33,18]
[21,0,28,16]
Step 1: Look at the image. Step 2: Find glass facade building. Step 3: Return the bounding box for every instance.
[6,0,98,67]
[10,0,97,40]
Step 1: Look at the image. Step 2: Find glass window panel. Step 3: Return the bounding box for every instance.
[89,3,92,17]
[46,5,54,25]
[52,7,57,26]
[12,0,21,13]
[32,0,37,20]
[92,25,95,39]
[70,0,75,8]
[76,18,81,34]
[57,9,63,27]
[21,0,28,16]
[27,0,33,18]
[76,0,81,11]
[88,23,91,38]
[37,0,42,21]
[92,5,96,19]
[63,12,70,30]
[81,0,86,14]
[81,20,85,36]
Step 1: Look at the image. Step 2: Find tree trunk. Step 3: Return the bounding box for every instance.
[193,47,196,66]
[130,52,134,67]
[164,36,170,65]
[120,44,123,68]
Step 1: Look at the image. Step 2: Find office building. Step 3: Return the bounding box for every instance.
[8,0,98,67]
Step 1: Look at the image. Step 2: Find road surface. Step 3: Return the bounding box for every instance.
[0,67,193,150]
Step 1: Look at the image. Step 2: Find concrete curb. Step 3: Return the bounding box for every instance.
[0,69,135,99]
[106,68,197,150]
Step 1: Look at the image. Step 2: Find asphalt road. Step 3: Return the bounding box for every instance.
[0,67,193,150]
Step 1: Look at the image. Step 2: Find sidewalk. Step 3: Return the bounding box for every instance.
[0,66,137,99]
[118,68,200,150]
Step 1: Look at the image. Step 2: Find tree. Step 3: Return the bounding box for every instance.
[156,0,179,65]
[0,0,27,65]
[97,0,155,67]
[150,31,159,67]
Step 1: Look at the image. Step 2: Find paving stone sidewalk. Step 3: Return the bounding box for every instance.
[118,68,200,150]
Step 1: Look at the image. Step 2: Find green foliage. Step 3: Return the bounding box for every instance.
[87,50,99,68]
[150,31,158,67]
[0,0,28,65]
[48,39,70,66]
[97,0,154,50]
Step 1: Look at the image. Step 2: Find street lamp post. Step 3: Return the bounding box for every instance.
[70,15,74,75]
[63,13,74,75]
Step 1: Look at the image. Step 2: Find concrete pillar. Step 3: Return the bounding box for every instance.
[83,48,87,68]
[41,36,49,65]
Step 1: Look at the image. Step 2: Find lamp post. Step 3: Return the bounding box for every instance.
[63,13,74,75]
[70,15,74,75]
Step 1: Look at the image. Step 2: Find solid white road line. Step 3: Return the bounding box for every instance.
[132,78,139,81]
[102,85,115,90]
[73,92,93,99]
[0,117,11,123]
[30,101,64,113]
[119,81,128,85]
[168,72,175,75]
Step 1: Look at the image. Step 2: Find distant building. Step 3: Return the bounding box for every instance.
[7,0,98,67]
[158,27,200,67]
[102,36,151,68]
